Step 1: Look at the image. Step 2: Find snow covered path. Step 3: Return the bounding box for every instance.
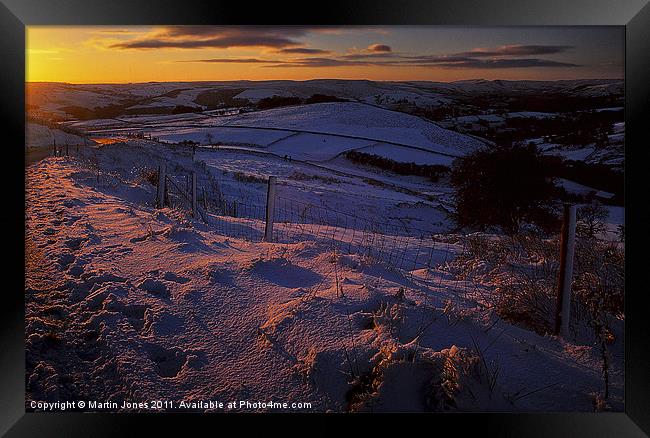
[25,159,320,409]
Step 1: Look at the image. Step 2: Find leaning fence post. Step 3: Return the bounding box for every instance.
[264,176,277,242]
[157,165,166,209]
[191,172,197,218]
[202,187,208,211]
[554,204,577,337]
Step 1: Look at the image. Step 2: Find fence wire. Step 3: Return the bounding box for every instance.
[49,148,623,404]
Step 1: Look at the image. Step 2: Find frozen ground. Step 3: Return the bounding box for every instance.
[70,102,485,164]
[26,122,91,148]
[25,78,624,412]
[25,140,623,412]
[27,79,623,120]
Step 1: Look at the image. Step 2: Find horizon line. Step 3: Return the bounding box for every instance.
[25,77,624,86]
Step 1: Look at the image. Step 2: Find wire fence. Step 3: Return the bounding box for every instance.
[54,147,623,292]
[153,157,623,344]
[44,145,623,407]
[152,157,623,281]
[57,146,624,330]
[159,164,466,272]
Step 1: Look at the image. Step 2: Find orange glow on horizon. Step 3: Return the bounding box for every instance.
[26,26,623,84]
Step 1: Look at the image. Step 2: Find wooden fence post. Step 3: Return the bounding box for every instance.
[191,172,197,218]
[264,176,277,242]
[157,165,166,209]
[66,144,69,156]
[554,204,577,337]
[202,187,208,211]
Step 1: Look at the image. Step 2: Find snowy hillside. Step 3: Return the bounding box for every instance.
[25,76,625,413]
[26,122,92,148]
[26,145,624,412]
[27,79,623,120]
[65,102,484,166]
[200,102,485,155]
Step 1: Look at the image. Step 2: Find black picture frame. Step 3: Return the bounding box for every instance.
[2,0,649,435]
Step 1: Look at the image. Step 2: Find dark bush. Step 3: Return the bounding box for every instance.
[450,143,561,233]
[345,150,449,181]
[139,168,158,186]
[193,89,249,109]
[576,201,609,238]
[256,96,302,110]
[542,158,624,204]
[305,94,348,104]
[171,105,202,114]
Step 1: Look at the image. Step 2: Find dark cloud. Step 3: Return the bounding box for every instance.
[108,26,372,50]
[454,44,573,57]
[340,52,400,60]
[143,30,581,70]
[111,35,300,50]
[367,43,392,53]
[110,28,579,71]
[109,27,309,50]
[266,58,368,68]
[178,58,272,63]
[430,58,580,68]
[399,55,475,64]
[183,55,579,69]
[153,26,317,38]
[275,47,332,55]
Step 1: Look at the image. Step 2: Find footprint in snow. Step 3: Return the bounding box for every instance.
[63,199,84,208]
[137,278,171,300]
[144,343,192,378]
[64,237,86,251]
[102,296,149,331]
[58,253,75,270]
[163,271,190,284]
[67,260,87,278]
[142,310,186,337]
[65,215,82,226]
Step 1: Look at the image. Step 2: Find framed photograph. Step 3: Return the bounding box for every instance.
[2,0,649,434]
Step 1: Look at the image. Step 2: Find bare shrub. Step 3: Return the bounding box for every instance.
[347,343,497,412]
[446,232,623,340]
[424,346,487,411]
[573,240,624,318]
[289,171,338,184]
[572,240,624,400]
[138,167,158,186]
[233,172,266,184]
[576,201,608,238]
[495,270,557,335]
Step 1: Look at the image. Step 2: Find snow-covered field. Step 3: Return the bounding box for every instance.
[25,137,623,412]
[26,122,92,148]
[25,79,625,412]
[68,102,482,167]
[27,79,623,120]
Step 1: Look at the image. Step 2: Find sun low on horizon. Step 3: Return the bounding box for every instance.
[26,25,624,84]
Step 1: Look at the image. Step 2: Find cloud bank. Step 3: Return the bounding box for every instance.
[108,28,580,70]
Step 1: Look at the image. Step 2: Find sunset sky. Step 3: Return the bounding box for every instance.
[26,26,624,83]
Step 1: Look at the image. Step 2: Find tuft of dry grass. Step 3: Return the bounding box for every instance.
[233,171,266,184]
[138,167,159,186]
[446,233,623,338]
[289,171,338,184]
